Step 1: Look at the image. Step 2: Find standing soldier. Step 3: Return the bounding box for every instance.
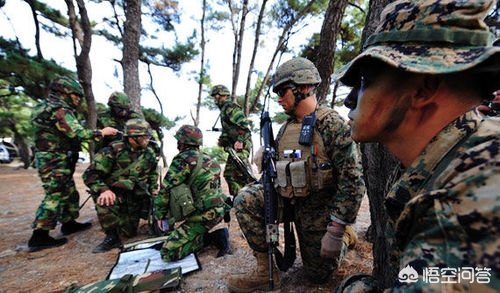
[95,91,141,151]
[154,125,230,261]
[228,58,366,292]
[28,76,117,252]
[211,85,254,197]
[83,118,159,253]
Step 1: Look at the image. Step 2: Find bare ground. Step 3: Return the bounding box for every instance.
[0,160,372,292]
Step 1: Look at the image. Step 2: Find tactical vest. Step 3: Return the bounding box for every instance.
[276,107,335,198]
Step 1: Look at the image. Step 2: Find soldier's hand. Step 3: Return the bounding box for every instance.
[101,127,118,136]
[320,223,345,259]
[97,190,116,206]
[234,141,243,151]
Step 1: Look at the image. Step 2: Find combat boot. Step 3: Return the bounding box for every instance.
[203,227,230,257]
[227,251,280,292]
[92,229,122,253]
[28,229,67,252]
[61,220,92,236]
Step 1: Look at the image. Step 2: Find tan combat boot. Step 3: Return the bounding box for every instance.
[227,251,280,292]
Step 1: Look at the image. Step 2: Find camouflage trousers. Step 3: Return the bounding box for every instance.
[92,189,150,238]
[160,206,225,262]
[32,151,80,230]
[224,150,251,196]
[234,183,349,283]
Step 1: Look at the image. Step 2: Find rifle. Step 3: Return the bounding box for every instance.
[260,111,279,290]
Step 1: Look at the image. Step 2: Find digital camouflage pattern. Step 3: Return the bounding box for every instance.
[83,139,159,237]
[216,98,253,195]
[155,146,229,261]
[272,57,321,90]
[235,106,366,283]
[335,0,500,87]
[31,87,102,230]
[341,110,500,292]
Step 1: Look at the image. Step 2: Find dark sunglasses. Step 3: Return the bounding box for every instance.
[275,86,291,97]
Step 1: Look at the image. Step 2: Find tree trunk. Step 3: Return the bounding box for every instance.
[316,0,349,104]
[123,0,143,116]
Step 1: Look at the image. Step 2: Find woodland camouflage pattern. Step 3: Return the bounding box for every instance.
[83,139,159,237]
[31,87,102,230]
[235,106,365,283]
[155,146,229,261]
[96,92,141,150]
[217,97,253,195]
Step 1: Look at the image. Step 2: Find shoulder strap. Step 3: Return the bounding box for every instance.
[104,152,147,187]
[187,153,204,187]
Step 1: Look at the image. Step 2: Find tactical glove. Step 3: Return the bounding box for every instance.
[320,224,345,259]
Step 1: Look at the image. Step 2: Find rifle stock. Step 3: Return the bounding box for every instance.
[260,111,279,290]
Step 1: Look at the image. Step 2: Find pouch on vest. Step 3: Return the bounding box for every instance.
[169,183,196,221]
[276,161,293,198]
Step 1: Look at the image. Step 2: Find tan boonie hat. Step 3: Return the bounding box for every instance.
[335,0,500,87]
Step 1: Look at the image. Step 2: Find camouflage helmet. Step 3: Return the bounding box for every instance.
[108,92,130,108]
[272,57,321,92]
[174,125,203,146]
[210,85,230,97]
[124,118,152,136]
[50,76,84,96]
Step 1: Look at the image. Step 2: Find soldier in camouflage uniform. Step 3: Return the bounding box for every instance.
[28,76,117,252]
[228,58,366,292]
[334,0,500,291]
[211,85,254,197]
[95,91,141,150]
[154,125,230,261]
[83,118,159,253]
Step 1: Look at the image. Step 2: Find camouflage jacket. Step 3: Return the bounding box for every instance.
[83,140,159,195]
[344,109,500,292]
[384,109,500,292]
[276,106,366,225]
[154,147,227,220]
[32,94,100,152]
[96,109,141,150]
[217,99,252,151]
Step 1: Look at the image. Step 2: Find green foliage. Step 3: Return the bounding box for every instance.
[140,33,199,71]
[0,80,35,142]
[142,107,179,131]
[201,145,227,165]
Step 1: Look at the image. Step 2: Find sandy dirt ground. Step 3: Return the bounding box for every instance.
[0,160,372,292]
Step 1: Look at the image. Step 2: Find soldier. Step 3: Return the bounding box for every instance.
[29,76,117,252]
[83,118,159,253]
[95,91,141,150]
[334,0,500,291]
[227,58,366,292]
[154,125,230,261]
[211,85,254,197]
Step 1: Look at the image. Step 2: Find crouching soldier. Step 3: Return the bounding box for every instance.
[83,118,159,253]
[154,125,230,261]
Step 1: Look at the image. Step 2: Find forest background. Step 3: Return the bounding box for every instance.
[0,0,499,289]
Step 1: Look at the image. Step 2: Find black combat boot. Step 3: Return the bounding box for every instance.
[28,229,67,252]
[61,220,92,236]
[92,229,122,253]
[204,227,230,257]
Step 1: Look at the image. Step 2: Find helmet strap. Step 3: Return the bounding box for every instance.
[291,84,314,107]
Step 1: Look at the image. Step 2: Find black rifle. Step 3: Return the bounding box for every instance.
[260,111,279,290]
